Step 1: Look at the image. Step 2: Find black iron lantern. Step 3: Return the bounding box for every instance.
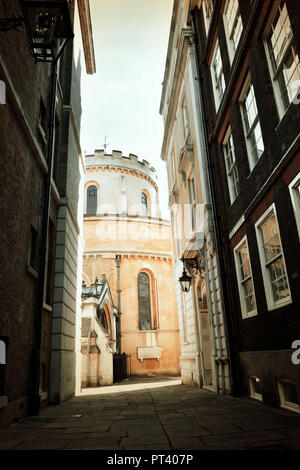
[91,276,102,296]
[20,0,74,62]
[179,268,192,293]
[82,277,102,299]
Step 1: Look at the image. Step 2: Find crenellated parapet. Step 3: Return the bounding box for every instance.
[85,150,157,190]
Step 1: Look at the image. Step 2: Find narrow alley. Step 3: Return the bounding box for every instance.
[1,377,300,451]
[1,0,300,456]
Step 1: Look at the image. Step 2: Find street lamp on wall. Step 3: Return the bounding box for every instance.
[82,277,103,300]
[0,1,74,62]
[20,0,74,62]
[179,267,192,293]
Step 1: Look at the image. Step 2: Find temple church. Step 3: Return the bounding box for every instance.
[81,150,181,387]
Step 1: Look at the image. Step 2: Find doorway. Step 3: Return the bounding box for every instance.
[197,280,213,386]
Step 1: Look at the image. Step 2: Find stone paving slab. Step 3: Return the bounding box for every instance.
[1,376,300,450]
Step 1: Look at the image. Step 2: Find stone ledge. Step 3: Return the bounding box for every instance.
[137,346,163,362]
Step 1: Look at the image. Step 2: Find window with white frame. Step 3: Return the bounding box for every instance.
[278,380,300,414]
[223,0,243,63]
[223,127,239,203]
[187,173,197,232]
[239,76,264,170]
[264,1,300,118]
[211,40,226,110]
[234,236,257,318]
[203,0,214,36]
[255,205,291,310]
[249,376,263,402]
[289,173,300,240]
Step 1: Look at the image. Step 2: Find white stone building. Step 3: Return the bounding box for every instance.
[160,0,231,393]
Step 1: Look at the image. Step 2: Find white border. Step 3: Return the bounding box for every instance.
[233,235,257,319]
[288,172,300,241]
[254,203,292,311]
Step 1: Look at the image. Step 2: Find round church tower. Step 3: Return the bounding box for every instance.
[82,149,180,378]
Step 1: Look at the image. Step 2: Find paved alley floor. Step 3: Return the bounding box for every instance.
[1,376,300,450]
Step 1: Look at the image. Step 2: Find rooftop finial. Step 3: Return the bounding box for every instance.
[103,136,111,152]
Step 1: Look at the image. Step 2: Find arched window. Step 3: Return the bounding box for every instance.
[100,309,108,332]
[138,272,152,330]
[141,192,148,217]
[87,185,97,215]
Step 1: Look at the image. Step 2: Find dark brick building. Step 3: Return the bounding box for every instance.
[192,0,300,411]
[0,0,95,426]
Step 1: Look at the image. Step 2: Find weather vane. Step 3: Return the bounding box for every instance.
[103,136,111,151]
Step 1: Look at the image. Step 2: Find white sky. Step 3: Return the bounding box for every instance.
[80,0,174,219]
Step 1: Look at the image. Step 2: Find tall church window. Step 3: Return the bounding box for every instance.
[87,185,97,215]
[138,272,152,330]
[142,192,148,216]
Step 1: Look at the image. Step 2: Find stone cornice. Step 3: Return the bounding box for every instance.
[83,251,173,262]
[160,0,179,112]
[83,214,170,226]
[160,26,195,161]
[77,0,96,75]
[85,165,158,192]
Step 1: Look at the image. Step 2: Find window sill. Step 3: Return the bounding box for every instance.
[26,265,38,279]
[274,100,295,133]
[280,403,300,415]
[241,310,258,320]
[250,393,263,402]
[267,297,293,312]
[246,151,265,178]
[43,303,53,312]
[40,392,48,402]
[137,329,159,333]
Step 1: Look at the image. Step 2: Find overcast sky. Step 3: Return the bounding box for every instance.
[80,0,173,219]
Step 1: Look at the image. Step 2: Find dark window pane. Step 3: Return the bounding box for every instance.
[138,272,152,330]
[87,185,97,215]
[142,193,148,216]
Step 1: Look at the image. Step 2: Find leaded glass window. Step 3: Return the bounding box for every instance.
[138,272,152,330]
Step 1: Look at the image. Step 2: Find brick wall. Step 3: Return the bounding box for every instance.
[193,0,300,405]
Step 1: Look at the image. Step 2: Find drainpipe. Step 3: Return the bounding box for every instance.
[115,255,122,354]
[30,60,58,415]
[191,10,240,397]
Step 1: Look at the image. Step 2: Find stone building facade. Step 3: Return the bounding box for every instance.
[192,0,300,411]
[82,150,181,378]
[160,0,233,393]
[81,277,117,387]
[0,0,95,426]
